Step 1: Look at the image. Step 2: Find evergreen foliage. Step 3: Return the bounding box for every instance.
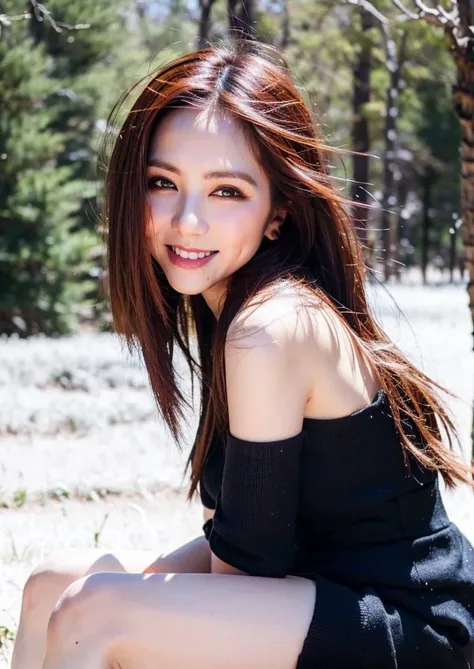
[0,0,466,336]
[0,1,97,335]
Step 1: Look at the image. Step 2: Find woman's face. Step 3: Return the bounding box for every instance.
[145,107,283,316]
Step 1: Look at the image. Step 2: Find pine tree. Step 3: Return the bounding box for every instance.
[0,0,97,335]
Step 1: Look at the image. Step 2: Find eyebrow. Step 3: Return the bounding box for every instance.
[147,159,258,188]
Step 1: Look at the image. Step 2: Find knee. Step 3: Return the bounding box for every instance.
[21,553,125,617]
[43,575,117,662]
[47,573,121,645]
[21,566,68,616]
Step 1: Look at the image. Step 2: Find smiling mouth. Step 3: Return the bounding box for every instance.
[167,245,218,259]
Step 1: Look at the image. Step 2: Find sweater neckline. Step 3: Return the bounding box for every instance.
[302,388,387,427]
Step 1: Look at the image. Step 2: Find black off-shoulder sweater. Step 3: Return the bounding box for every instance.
[198,390,474,668]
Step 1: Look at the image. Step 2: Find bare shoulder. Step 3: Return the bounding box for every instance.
[227,281,327,349]
[226,280,338,363]
[224,283,330,441]
[225,281,380,427]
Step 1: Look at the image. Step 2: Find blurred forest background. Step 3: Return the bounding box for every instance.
[0,0,471,337]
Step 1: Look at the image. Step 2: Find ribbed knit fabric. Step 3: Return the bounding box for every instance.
[208,432,303,578]
[198,390,474,668]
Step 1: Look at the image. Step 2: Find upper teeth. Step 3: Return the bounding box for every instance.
[171,247,212,259]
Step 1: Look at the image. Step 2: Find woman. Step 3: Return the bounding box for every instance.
[11,40,474,669]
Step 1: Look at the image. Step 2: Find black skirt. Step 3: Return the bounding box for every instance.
[296,571,473,669]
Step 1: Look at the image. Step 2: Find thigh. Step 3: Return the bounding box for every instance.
[48,571,317,669]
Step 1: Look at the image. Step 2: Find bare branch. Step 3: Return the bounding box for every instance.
[345,0,390,25]
[392,0,459,29]
[0,1,90,34]
[392,0,420,19]
[30,1,90,32]
[343,0,394,64]
[414,0,441,17]
[346,0,461,60]
[436,4,459,26]
[0,12,32,28]
[391,0,463,53]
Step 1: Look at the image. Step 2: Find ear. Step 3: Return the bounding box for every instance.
[264,207,288,241]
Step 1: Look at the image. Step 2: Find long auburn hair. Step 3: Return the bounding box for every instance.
[103,39,474,500]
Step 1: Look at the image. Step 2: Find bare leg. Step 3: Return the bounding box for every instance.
[41,571,317,669]
[11,535,211,669]
[10,549,159,669]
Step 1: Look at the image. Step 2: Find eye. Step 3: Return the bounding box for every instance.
[147,177,176,190]
[213,186,246,199]
[146,177,246,199]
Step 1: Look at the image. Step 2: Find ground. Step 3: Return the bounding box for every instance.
[1,276,474,666]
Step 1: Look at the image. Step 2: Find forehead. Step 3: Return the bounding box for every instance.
[148,107,260,169]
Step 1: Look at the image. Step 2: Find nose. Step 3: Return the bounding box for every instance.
[172,198,209,236]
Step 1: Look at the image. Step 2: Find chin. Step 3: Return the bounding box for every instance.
[176,287,203,296]
[166,278,208,296]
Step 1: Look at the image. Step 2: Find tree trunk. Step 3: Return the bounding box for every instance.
[198,0,216,50]
[279,0,290,50]
[453,49,474,341]
[406,0,474,463]
[453,46,474,459]
[228,0,255,40]
[394,171,409,282]
[133,0,152,54]
[420,176,433,285]
[380,62,401,282]
[449,225,457,283]
[451,3,474,461]
[380,29,408,282]
[351,7,373,256]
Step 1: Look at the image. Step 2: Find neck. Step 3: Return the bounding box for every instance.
[201,280,227,319]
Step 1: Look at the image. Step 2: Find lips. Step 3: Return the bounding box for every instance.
[166,245,218,269]
[168,245,217,259]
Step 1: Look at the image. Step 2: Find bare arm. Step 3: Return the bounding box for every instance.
[210,303,308,576]
[142,507,214,574]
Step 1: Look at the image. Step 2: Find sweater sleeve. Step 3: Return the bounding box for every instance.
[208,430,304,578]
[199,476,216,510]
[199,477,216,540]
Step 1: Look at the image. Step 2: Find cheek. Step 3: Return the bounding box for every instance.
[145,203,168,237]
[223,212,266,253]
[144,216,166,260]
